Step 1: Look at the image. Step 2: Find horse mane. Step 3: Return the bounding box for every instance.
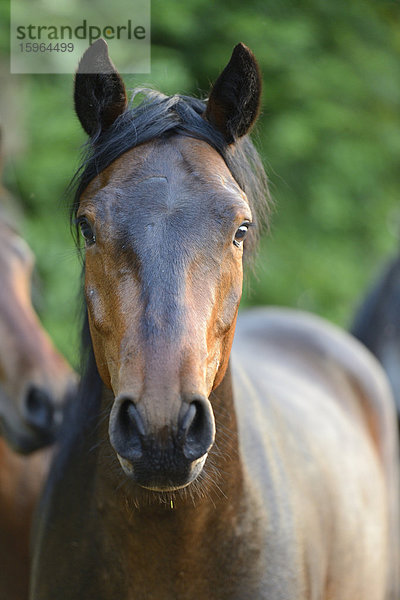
[53,88,271,467]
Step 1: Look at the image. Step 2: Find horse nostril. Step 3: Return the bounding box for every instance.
[110,399,144,461]
[24,386,54,432]
[180,398,215,461]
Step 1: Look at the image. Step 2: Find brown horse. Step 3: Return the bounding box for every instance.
[0,156,76,598]
[31,40,399,599]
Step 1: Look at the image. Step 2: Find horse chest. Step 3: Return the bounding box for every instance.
[51,490,286,600]
[91,505,274,600]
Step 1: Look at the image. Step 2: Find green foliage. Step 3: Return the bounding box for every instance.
[1,0,400,363]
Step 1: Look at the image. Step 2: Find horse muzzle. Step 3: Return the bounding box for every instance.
[0,380,76,454]
[109,395,215,490]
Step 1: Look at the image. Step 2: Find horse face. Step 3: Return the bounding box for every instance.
[78,136,251,490]
[74,39,261,490]
[0,222,76,453]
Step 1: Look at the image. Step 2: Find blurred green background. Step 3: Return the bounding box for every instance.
[0,0,400,369]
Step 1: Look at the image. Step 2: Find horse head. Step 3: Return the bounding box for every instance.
[73,40,264,491]
[0,194,76,453]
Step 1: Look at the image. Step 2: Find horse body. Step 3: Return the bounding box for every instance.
[234,308,396,599]
[31,41,399,599]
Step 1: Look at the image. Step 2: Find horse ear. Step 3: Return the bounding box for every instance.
[74,39,127,137]
[205,43,262,143]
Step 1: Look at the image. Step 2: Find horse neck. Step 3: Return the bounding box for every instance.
[47,361,265,598]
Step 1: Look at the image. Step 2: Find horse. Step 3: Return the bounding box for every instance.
[0,145,76,599]
[351,253,400,421]
[31,40,399,599]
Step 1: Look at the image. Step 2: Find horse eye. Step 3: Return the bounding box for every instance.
[233,222,250,248]
[78,218,96,246]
